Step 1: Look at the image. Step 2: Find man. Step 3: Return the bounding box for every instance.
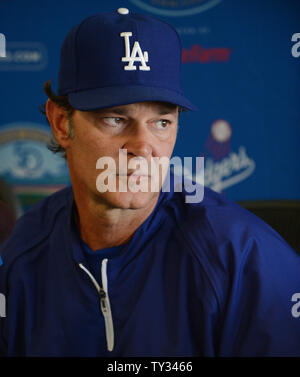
[0,8,300,357]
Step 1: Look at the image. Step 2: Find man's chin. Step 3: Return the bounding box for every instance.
[95,190,160,210]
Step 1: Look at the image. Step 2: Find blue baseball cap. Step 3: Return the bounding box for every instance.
[58,8,197,111]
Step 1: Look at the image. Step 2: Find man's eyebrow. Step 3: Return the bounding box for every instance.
[153,103,179,115]
[157,108,178,115]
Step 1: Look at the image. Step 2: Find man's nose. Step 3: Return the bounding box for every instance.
[122,125,153,158]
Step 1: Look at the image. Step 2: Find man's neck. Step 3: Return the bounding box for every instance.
[73,191,159,251]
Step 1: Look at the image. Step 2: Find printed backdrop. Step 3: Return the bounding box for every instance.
[0,0,299,213]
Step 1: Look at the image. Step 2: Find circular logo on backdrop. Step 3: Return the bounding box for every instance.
[128,0,223,17]
[0,122,70,211]
[211,120,232,143]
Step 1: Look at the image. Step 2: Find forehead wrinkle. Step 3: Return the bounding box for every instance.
[90,102,178,117]
[91,107,128,116]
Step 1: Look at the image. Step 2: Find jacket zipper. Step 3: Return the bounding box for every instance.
[79,259,114,351]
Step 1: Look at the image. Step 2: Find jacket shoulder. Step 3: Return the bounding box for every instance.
[167,184,285,247]
[164,185,299,307]
[0,186,73,266]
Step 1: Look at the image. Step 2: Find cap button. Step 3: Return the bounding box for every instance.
[117,8,129,15]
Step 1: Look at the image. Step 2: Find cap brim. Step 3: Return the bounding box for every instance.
[68,85,198,112]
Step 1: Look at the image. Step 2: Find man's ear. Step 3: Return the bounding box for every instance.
[46,99,72,149]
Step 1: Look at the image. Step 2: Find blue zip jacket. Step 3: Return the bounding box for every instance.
[0,181,300,356]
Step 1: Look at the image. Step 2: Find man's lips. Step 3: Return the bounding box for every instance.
[117,172,150,177]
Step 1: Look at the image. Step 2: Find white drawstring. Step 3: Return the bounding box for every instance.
[79,260,115,351]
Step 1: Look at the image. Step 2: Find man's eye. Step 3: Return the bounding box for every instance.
[156,119,170,129]
[103,117,124,127]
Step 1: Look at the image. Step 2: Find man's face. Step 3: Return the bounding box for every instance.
[66,101,178,210]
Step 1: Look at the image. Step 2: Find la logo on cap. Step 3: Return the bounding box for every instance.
[120,32,150,71]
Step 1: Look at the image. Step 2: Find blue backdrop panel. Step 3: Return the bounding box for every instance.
[0,0,299,213]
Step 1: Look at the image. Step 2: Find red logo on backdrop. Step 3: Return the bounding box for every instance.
[182,44,232,63]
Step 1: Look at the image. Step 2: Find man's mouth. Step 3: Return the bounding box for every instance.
[117,171,150,177]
